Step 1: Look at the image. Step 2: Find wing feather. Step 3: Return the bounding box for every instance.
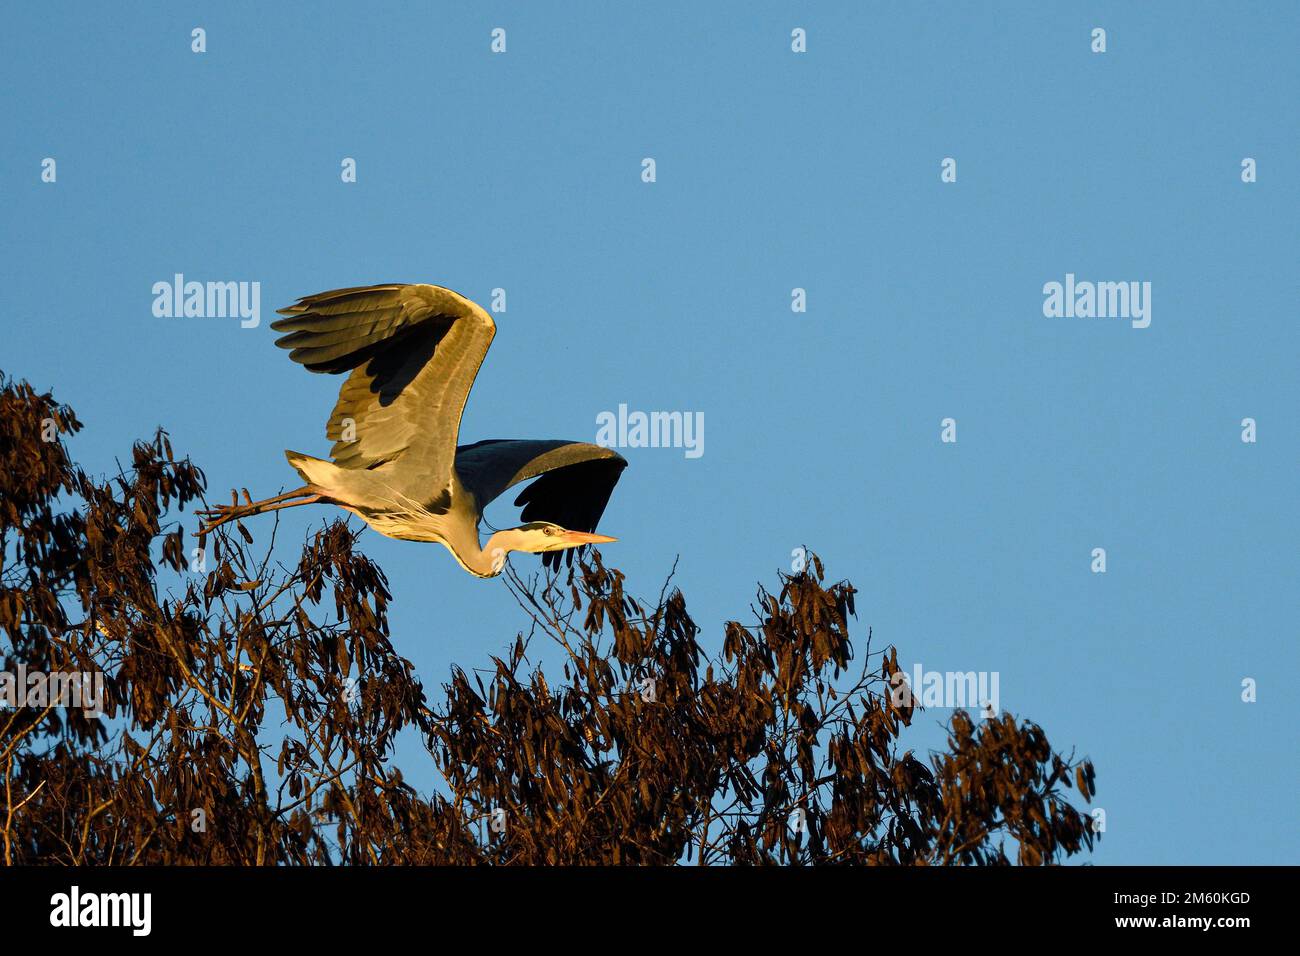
[455,439,628,569]
[270,283,496,500]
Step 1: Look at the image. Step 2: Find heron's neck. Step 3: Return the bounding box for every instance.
[450,526,513,578]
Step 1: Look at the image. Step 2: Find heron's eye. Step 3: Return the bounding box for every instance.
[543,527,555,536]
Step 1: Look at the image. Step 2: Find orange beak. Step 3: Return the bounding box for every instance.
[562,531,617,545]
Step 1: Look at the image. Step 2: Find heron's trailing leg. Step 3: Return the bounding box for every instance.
[197,487,320,537]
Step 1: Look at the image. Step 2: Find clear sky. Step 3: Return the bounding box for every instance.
[3,2,1296,864]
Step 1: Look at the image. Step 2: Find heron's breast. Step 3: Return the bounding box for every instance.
[346,506,444,543]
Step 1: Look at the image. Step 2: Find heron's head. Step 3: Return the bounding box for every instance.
[480,522,616,575]
[495,521,617,556]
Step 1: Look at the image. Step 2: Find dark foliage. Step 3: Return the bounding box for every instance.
[0,372,1097,865]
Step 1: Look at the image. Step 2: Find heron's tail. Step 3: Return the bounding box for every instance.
[284,450,338,489]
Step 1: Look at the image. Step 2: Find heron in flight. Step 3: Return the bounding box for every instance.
[198,283,626,577]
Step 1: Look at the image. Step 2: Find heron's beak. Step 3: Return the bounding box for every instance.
[563,531,617,545]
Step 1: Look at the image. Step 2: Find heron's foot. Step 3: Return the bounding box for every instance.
[196,489,261,537]
[196,503,254,537]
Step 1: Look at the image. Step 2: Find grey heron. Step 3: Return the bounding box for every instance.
[198,283,626,577]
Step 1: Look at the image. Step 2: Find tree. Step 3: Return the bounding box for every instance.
[0,372,1098,865]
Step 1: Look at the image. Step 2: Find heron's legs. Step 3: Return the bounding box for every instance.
[197,487,321,537]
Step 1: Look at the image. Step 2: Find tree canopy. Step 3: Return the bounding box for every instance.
[0,372,1097,865]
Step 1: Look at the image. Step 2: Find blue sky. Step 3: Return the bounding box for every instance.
[3,2,1296,864]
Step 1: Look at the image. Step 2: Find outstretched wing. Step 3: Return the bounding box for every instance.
[270,283,495,502]
[455,439,628,569]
